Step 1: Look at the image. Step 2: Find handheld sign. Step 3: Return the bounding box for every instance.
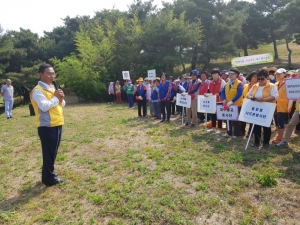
[176,93,191,108]
[122,71,130,80]
[147,69,156,80]
[239,99,276,127]
[198,95,216,113]
[216,105,239,121]
[285,78,300,100]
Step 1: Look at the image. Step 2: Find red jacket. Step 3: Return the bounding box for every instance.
[209,78,222,102]
[198,79,210,95]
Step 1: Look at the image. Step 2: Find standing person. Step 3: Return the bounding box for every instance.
[205,69,226,134]
[158,73,172,123]
[126,80,134,108]
[198,71,210,123]
[145,78,152,116]
[221,68,244,138]
[135,77,147,117]
[272,68,289,144]
[177,75,188,115]
[184,70,201,127]
[1,79,14,119]
[115,81,122,104]
[276,69,300,147]
[221,70,230,83]
[122,81,128,103]
[108,82,114,104]
[30,63,66,186]
[151,77,161,119]
[247,69,278,148]
[169,77,177,116]
[241,71,258,137]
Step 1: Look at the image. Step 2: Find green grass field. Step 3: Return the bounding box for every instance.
[1,103,300,225]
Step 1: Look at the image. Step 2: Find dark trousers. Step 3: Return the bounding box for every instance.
[254,125,271,144]
[160,100,171,121]
[137,99,147,116]
[38,126,62,184]
[240,123,253,135]
[153,102,161,119]
[210,113,222,129]
[122,92,127,103]
[198,112,205,121]
[170,96,176,115]
[227,120,241,136]
[108,94,114,102]
[127,94,134,108]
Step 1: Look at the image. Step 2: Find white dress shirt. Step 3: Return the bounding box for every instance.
[32,81,66,112]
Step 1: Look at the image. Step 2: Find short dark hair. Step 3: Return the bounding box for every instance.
[257,69,269,78]
[39,63,53,73]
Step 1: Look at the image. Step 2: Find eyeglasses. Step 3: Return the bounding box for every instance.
[257,77,265,81]
[44,73,56,77]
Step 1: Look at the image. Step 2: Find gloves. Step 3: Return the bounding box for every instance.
[181,92,188,96]
[227,101,233,107]
[139,96,143,100]
[172,96,176,103]
[178,85,186,92]
[223,104,229,111]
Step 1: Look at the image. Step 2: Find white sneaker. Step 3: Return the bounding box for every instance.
[276,140,288,148]
[232,136,237,139]
[215,130,221,134]
[222,133,230,138]
[206,128,215,133]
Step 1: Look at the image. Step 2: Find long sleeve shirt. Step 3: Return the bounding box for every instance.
[221,82,243,103]
[188,80,201,94]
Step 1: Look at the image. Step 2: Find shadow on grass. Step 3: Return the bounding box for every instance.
[0,182,46,212]
[281,153,300,184]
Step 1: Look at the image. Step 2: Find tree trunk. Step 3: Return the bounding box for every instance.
[270,26,278,59]
[243,45,248,56]
[191,45,198,70]
[179,46,186,73]
[285,37,292,68]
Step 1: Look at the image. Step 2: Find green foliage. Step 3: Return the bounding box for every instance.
[253,167,281,187]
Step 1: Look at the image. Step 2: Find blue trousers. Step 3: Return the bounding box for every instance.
[127,94,134,108]
[4,100,13,118]
[38,126,62,184]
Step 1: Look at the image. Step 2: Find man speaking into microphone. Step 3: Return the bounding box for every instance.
[30,63,66,186]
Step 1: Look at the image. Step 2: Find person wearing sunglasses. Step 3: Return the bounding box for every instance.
[247,69,279,148]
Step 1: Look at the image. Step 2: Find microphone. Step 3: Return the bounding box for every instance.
[52,81,58,90]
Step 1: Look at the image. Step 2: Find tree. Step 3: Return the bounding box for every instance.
[255,0,291,59]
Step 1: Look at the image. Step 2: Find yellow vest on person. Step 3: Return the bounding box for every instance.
[249,82,276,103]
[225,80,243,106]
[275,81,289,112]
[30,84,64,127]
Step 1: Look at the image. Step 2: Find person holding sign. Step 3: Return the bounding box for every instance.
[221,68,244,138]
[241,71,258,137]
[135,77,147,118]
[184,70,201,127]
[126,80,134,108]
[205,69,226,134]
[272,68,289,144]
[158,73,172,123]
[198,71,210,123]
[276,69,300,148]
[247,69,278,148]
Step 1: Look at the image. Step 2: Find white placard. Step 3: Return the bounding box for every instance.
[147,69,156,80]
[231,53,274,67]
[176,93,191,108]
[216,105,239,121]
[197,95,216,113]
[285,78,300,100]
[122,71,130,80]
[239,99,276,127]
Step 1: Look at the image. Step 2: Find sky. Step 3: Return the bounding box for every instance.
[0,0,253,37]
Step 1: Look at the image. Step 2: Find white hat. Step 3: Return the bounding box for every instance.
[276,68,286,73]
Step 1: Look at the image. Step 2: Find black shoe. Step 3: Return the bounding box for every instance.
[262,143,269,148]
[44,177,65,187]
[190,124,195,128]
[250,143,259,147]
[165,120,170,123]
[10,116,13,118]
[160,120,165,123]
[7,117,10,119]
[185,122,189,126]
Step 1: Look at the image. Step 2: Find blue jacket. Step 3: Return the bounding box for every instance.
[151,87,159,102]
[136,85,146,99]
[158,81,171,100]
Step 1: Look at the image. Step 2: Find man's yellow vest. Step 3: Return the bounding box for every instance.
[30,84,64,127]
[250,82,276,103]
[225,80,243,106]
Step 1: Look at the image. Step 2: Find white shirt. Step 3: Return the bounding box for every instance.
[32,81,66,112]
[247,85,279,100]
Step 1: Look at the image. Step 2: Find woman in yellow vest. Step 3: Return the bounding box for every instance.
[247,69,278,148]
[220,68,244,138]
[272,68,289,144]
[241,71,258,137]
[276,69,300,147]
[115,80,122,104]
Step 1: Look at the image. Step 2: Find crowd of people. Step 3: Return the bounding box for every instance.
[108,67,300,148]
